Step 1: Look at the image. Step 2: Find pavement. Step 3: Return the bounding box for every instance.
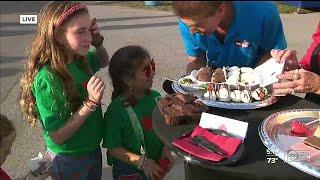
[0,1,319,179]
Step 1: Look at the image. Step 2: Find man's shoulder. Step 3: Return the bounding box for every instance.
[234,1,277,14]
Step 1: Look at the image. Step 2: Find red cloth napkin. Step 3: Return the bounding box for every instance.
[172,126,242,162]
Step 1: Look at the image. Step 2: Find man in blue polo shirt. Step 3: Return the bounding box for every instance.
[173,1,287,73]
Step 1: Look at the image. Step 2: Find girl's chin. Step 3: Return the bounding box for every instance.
[77,51,88,56]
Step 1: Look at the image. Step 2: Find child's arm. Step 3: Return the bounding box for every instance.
[108,147,141,167]
[95,45,109,68]
[90,18,109,68]
[49,102,95,144]
[50,76,105,144]
[109,147,163,179]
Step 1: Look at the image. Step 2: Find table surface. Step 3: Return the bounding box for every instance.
[152,94,320,179]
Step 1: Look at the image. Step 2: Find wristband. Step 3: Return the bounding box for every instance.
[87,98,99,107]
[83,100,96,111]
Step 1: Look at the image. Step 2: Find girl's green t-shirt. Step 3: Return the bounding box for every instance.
[32,49,103,156]
[102,90,164,167]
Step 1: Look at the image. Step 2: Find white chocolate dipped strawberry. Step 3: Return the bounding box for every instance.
[203,84,216,101]
[241,89,252,103]
[252,87,267,101]
[217,87,231,101]
[230,90,242,102]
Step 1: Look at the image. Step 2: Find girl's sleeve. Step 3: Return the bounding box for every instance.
[32,72,69,132]
[102,104,123,149]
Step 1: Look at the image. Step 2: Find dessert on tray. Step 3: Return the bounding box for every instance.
[176,65,275,104]
[156,93,208,125]
[194,66,258,86]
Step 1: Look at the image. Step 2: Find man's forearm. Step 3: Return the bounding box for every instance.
[96,45,109,68]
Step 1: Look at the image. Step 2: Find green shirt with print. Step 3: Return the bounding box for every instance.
[32,49,104,156]
[102,90,164,167]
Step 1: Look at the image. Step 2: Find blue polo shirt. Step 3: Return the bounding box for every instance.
[178,1,287,68]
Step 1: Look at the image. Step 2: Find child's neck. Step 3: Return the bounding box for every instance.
[124,89,146,99]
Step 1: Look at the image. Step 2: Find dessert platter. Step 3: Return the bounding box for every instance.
[172,65,279,109]
[259,109,320,178]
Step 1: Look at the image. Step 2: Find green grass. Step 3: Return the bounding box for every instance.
[275,2,313,14]
[99,1,314,14]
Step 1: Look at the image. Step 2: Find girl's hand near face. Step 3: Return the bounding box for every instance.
[89,18,104,48]
[87,76,105,104]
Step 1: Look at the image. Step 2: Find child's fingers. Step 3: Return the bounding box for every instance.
[152,171,162,180]
[90,18,96,29]
[98,86,105,94]
[90,24,98,31]
[91,77,102,87]
[95,81,104,91]
[168,156,174,170]
[92,17,96,25]
[92,29,100,35]
[88,76,97,87]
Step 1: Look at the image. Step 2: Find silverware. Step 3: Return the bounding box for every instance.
[208,128,238,138]
[191,136,228,156]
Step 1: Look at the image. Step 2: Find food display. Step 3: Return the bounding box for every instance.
[201,83,270,103]
[175,66,275,105]
[156,93,208,125]
[194,66,258,85]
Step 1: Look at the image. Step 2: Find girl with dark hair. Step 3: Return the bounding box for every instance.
[103,46,174,180]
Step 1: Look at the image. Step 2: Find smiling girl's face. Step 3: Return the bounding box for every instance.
[60,13,93,57]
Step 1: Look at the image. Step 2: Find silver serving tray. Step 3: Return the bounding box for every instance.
[259,109,320,178]
[172,81,278,110]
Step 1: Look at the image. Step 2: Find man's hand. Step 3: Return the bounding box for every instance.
[186,55,206,74]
